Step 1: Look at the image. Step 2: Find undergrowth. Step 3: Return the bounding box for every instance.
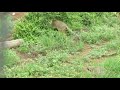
[3,12,120,78]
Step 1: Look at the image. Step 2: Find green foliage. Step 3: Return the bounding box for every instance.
[85,47,107,59]
[4,12,120,78]
[105,39,120,51]
[100,56,120,78]
[13,12,70,39]
[14,12,118,39]
[4,50,84,78]
[81,24,119,44]
[4,49,20,67]
[14,12,117,54]
[84,38,120,60]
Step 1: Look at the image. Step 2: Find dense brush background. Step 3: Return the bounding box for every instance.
[2,12,120,78]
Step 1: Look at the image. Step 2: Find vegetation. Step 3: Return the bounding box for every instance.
[2,12,120,78]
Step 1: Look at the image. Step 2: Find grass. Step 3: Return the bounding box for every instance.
[4,49,20,67]
[101,56,120,78]
[2,12,120,78]
[4,50,84,78]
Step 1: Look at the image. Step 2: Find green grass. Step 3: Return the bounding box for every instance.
[101,56,120,78]
[4,50,84,78]
[81,24,119,44]
[3,12,120,78]
[4,49,21,67]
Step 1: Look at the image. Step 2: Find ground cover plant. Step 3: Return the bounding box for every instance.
[2,12,120,78]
